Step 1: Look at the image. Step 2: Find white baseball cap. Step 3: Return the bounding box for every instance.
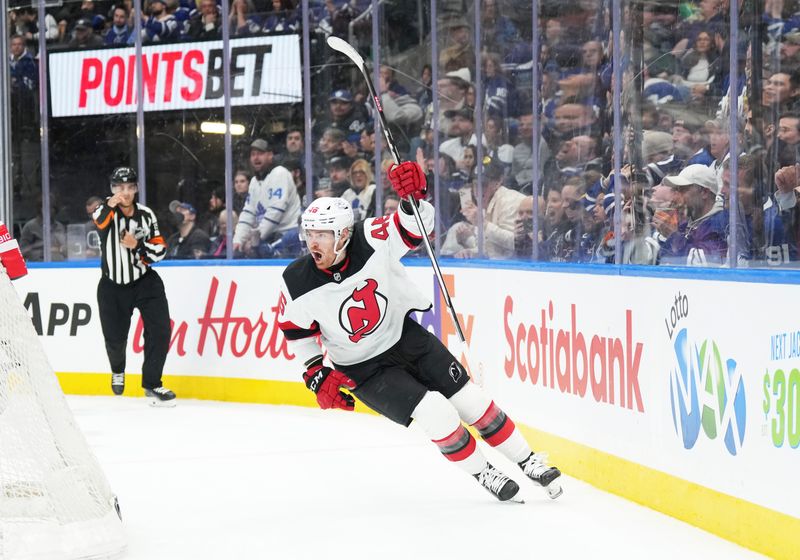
[663,164,718,194]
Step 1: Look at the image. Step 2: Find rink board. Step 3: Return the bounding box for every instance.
[14,263,800,559]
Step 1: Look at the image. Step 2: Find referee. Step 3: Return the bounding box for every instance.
[92,167,176,406]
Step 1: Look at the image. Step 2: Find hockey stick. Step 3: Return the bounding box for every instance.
[326,36,469,347]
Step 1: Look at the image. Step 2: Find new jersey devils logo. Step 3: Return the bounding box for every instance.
[339,278,388,343]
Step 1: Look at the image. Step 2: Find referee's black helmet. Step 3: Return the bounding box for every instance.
[109,167,138,189]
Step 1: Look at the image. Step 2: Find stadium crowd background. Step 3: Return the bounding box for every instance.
[6,0,800,268]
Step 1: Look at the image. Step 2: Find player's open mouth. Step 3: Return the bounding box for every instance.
[311,251,322,262]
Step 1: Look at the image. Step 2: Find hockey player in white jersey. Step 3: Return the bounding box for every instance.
[277,161,562,502]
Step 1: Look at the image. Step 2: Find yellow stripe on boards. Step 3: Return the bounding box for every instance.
[56,372,798,559]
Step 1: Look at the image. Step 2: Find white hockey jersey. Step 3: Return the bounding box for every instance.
[234,165,301,245]
[278,201,434,368]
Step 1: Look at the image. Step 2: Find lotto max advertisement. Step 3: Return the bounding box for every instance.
[11,263,799,544]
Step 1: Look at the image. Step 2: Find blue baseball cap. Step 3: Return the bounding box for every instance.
[169,200,197,215]
[329,89,353,102]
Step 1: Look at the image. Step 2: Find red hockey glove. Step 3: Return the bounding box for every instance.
[0,221,27,280]
[303,364,357,411]
[388,161,427,201]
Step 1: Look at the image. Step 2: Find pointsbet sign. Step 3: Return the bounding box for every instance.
[48,35,301,117]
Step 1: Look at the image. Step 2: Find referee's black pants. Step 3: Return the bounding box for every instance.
[97,269,171,390]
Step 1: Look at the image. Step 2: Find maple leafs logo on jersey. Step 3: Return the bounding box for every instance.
[339,278,387,343]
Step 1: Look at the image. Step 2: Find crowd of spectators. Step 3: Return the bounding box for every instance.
[7,0,366,51]
[9,0,800,267]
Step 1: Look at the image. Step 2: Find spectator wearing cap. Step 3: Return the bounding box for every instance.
[660,164,728,266]
[641,130,684,187]
[440,106,479,162]
[434,67,471,133]
[233,151,301,258]
[68,17,104,49]
[249,138,275,179]
[140,0,180,44]
[314,89,369,138]
[779,31,800,73]
[185,0,222,41]
[454,158,526,259]
[341,132,363,161]
[439,16,474,75]
[673,119,708,161]
[105,5,133,45]
[342,158,377,222]
[326,155,353,198]
[165,201,210,259]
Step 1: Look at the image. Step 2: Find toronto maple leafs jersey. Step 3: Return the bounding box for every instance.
[278,201,435,368]
[233,165,301,246]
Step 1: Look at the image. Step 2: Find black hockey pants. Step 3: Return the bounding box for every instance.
[97,270,170,390]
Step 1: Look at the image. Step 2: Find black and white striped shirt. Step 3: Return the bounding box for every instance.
[92,200,166,285]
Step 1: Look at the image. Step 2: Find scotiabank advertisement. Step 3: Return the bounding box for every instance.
[48,35,301,117]
[11,263,799,521]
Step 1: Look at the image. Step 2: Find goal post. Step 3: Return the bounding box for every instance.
[0,267,126,559]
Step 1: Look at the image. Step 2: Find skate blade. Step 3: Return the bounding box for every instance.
[148,397,177,408]
[544,482,563,500]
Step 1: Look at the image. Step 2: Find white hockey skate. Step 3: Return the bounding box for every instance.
[474,462,523,503]
[519,452,563,499]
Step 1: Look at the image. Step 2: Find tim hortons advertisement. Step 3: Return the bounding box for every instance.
[12,264,799,518]
[48,34,302,118]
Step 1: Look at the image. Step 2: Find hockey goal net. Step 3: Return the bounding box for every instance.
[0,267,126,559]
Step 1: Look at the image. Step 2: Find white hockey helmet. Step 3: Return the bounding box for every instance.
[301,197,354,259]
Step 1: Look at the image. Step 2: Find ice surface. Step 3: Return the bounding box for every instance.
[67,396,766,560]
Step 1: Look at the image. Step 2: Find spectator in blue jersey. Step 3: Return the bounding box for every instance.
[481,52,512,118]
[673,118,709,162]
[660,164,728,266]
[140,0,181,43]
[105,6,133,46]
[721,156,792,266]
[313,89,369,138]
[184,0,221,41]
[262,0,300,34]
[9,35,37,95]
[642,130,684,188]
[230,0,261,36]
[478,0,518,58]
